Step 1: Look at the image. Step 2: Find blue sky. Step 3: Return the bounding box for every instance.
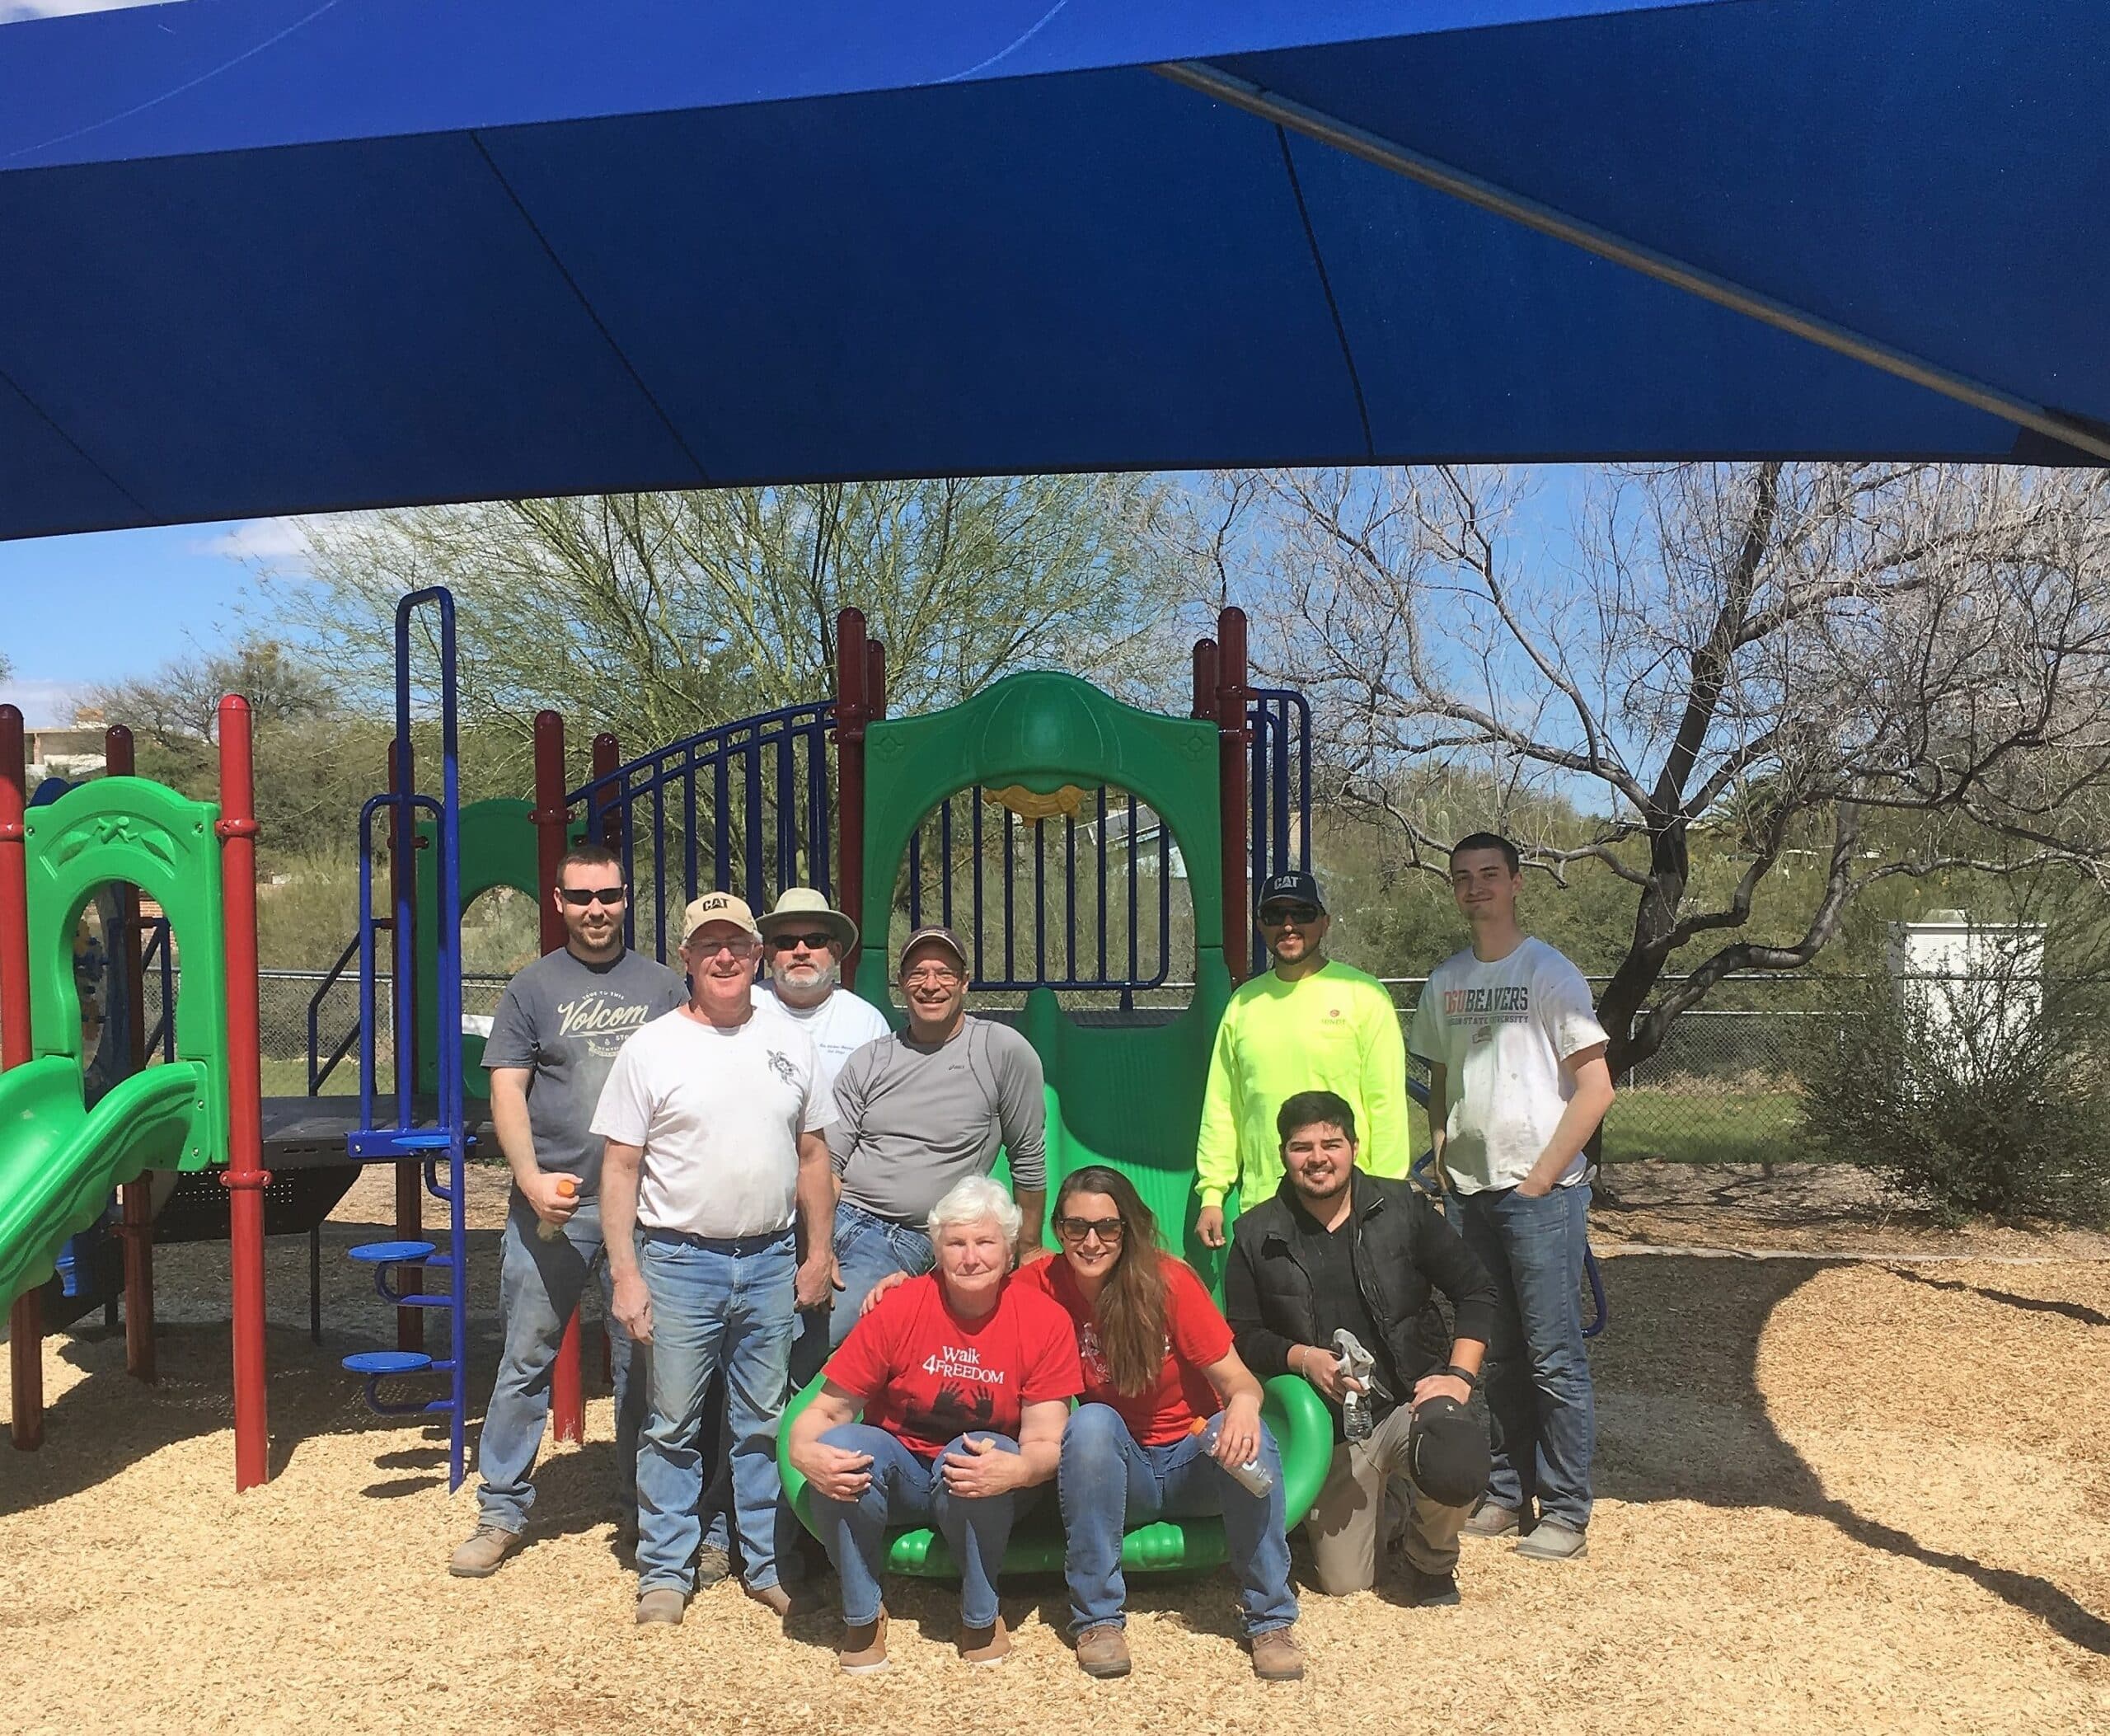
[0,518,290,722]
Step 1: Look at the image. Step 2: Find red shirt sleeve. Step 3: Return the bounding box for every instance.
[1162,1256,1235,1370]
[1015,1288,1085,1405]
[823,1279,909,1403]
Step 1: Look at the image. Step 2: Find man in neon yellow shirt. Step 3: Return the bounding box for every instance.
[1195,870,1411,1247]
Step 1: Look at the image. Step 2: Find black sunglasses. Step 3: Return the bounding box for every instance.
[1259,902,1321,925]
[559,885,627,908]
[768,931,837,952]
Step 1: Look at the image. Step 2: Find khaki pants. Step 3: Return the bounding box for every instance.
[1304,1403,1471,1594]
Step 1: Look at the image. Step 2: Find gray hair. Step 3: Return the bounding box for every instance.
[926,1174,1023,1246]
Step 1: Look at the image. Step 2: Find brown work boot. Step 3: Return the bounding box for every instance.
[448,1523,523,1579]
[1461,1500,1524,1538]
[1249,1626,1305,1682]
[837,1610,889,1674]
[959,1612,1011,1666]
[635,1588,686,1626]
[1075,1623,1132,1678]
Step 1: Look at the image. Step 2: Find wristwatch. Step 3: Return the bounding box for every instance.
[1442,1363,1480,1391]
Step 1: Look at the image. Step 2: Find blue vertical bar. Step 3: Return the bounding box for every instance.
[939,795,954,930]
[971,795,985,984]
[743,730,765,903]
[1126,791,1139,998]
[807,719,830,899]
[908,817,923,929]
[1002,806,1015,983]
[1063,814,1076,985]
[653,778,668,964]
[1033,817,1046,983]
[682,749,700,913]
[713,752,732,895]
[776,725,796,897]
[1292,694,1314,870]
[1249,706,1268,977]
[1156,808,1171,988]
[1095,786,1109,985]
[1270,697,1292,870]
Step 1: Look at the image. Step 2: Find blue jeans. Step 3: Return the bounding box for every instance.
[789,1201,935,1387]
[1451,1182,1596,1531]
[808,1424,1037,1630]
[1058,1403,1297,1637]
[476,1196,644,1533]
[633,1230,798,1594]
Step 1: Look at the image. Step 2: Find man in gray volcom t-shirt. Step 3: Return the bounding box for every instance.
[788,925,1048,1385]
[450,844,685,1579]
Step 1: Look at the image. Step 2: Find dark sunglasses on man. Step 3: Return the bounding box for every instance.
[768,931,837,952]
[1258,901,1321,926]
[558,885,628,908]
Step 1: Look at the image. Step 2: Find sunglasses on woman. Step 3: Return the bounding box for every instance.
[1053,1215,1126,1243]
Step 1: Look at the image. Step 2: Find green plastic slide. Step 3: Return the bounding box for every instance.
[0,1057,214,1310]
[0,775,231,1311]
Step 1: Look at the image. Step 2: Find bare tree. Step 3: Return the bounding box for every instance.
[1232,462,2110,1072]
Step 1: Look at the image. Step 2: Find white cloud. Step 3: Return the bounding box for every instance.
[195,518,311,563]
[0,678,91,727]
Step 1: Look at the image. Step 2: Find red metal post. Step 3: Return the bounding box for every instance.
[531,712,585,1442]
[217,696,270,1490]
[834,609,870,992]
[1216,608,1252,986]
[1192,637,1219,723]
[106,725,157,1383]
[2,706,43,1450]
[388,738,424,1353]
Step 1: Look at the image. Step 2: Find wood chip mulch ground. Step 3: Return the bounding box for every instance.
[2,1163,2106,1734]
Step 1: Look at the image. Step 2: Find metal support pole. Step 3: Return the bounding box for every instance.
[2,706,42,1451]
[531,711,585,1444]
[388,737,424,1354]
[217,695,270,1490]
[106,725,157,1383]
[834,609,869,992]
[1216,608,1252,985]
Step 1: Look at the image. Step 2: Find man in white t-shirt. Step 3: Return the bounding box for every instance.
[1408,833,1615,1564]
[755,886,891,1085]
[596,891,837,1626]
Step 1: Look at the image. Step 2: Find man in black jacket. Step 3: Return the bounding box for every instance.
[1226,1090,1498,1604]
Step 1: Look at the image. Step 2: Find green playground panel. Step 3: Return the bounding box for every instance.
[22,775,229,1158]
[414,797,542,1101]
[856,673,1240,1274]
[776,1371,1332,1577]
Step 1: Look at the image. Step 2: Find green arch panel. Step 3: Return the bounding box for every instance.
[415,797,540,1101]
[858,673,1232,1274]
[21,776,227,1166]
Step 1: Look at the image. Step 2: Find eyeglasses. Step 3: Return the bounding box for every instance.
[1259,902,1321,926]
[902,964,964,986]
[1053,1215,1126,1244]
[559,885,627,908]
[689,936,758,959]
[768,931,837,952]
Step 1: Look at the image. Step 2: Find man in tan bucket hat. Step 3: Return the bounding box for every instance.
[756,887,890,1088]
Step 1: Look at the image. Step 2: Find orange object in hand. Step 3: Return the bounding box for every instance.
[536,1175,579,1241]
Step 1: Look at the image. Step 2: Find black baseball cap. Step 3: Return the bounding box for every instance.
[1407,1396,1490,1508]
[1255,870,1325,914]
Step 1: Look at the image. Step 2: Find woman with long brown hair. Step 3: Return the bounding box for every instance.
[1020,1166,1301,1682]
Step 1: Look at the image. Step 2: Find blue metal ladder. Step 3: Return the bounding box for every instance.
[340,588,473,1489]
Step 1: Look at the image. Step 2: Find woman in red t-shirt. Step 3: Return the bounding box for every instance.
[1020,1166,1301,1681]
[786,1175,1081,1674]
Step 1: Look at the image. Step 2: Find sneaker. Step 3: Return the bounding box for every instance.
[959,1613,1011,1666]
[448,1523,523,1579]
[635,1588,686,1626]
[1402,1566,1462,1607]
[1461,1501,1523,1538]
[838,1611,889,1674]
[1515,1520,1588,1561]
[1075,1624,1132,1679]
[695,1544,732,1589]
[1249,1627,1305,1682]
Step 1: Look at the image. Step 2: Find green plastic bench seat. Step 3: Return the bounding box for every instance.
[776,1369,1333,1578]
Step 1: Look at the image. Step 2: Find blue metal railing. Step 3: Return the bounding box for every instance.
[1248,686,1312,976]
[569,701,833,966]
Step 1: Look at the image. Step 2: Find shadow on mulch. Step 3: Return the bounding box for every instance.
[1887,1265,2110,1328]
[1594,1255,2110,1659]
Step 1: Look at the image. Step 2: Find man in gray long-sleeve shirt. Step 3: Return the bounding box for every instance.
[789,925,1049,1385]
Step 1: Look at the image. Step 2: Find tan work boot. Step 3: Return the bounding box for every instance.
[1075,1623,1132,1678]
[1250,1626,1306,1682]
[959,1612,1011,1666]
[635,1588,686,1626]
[448,1523,522,1579]
[838,1610,889,1674]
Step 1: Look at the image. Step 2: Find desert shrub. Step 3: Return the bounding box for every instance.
[1795,941,2110,1227]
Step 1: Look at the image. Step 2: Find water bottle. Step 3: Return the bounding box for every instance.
[1342,1386,1373,1443]
[1190,1416,1277,1496]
